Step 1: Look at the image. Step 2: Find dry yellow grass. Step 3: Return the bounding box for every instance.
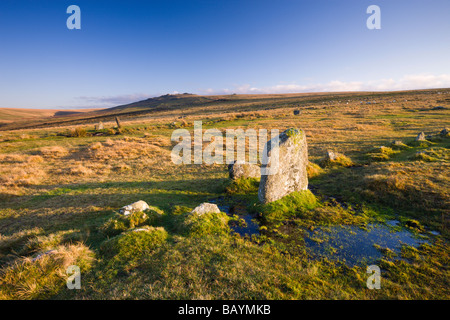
[38,146,69,159]
[66,164,94,176]
[0,243,94,300]
[0,164,46,187]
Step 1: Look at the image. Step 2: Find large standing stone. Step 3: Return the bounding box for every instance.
[258,128,308,203]
[228,160,261,180]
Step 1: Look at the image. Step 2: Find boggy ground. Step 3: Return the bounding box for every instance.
[0,90,449,299]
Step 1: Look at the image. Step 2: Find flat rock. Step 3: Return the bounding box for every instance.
[31,250,57,262]
[228,160,261,180]
[191,203,221,215]
[324,150,342,161]
[440,128,449,136]
[119,200,150,216]
[258,128,308,204]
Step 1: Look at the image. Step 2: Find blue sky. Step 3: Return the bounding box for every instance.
[1,0,450,109]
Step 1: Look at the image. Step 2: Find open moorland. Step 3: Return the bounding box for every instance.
[0,89,449,299]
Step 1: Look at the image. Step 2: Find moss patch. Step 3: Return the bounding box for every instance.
[183,211,230,238]
[255,190,318,223]
[100,226,168,259]
[225,177,260,195]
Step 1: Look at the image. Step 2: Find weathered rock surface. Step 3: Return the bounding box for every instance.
[228,160,261,180]
[31,250,57,262]
[258,128,308,204]
[119,200,150,216]
[324,150,341,161]
[190,203,221,215]
[115,116,122,128]
[416,132,426,141]
[440,128,449,136]
[96,122,104,130]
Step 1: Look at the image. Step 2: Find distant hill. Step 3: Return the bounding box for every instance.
[0,89,448,131]
[0,108,102,124]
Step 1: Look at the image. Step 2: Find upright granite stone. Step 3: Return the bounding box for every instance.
[324,150,340,161]
[115,116,122,129]
[416,132,426,141]
[258,128,308,204]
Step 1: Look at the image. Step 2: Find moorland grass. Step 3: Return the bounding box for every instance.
[0,90,449,299]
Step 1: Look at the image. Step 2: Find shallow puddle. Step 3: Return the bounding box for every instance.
[209,198,260,237]
[209,198,434,266]
[221,204,260,237]
[304,222,430,266]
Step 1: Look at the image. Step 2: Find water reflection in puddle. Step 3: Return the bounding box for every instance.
[209,198,259,237]
[209,198,434,266]
[219,203,259,237]
[305,222,430,266]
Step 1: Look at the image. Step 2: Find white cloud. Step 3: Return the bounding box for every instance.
[75,74,450,108]
[202,74,450,95]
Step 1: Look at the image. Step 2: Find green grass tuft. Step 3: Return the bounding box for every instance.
[255,190,318,223]
[100,211,151,237]
[225,177,260,195]
[183,211,230,237]
[100,226,168,259]
[320,155,353,168]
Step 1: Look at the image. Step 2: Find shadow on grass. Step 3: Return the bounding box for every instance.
[0,178,229,236]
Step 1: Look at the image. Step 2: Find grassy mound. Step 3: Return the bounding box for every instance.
[306,161,324,179]
[100,226,169,259]
[100,207,164,237]
[390,141,410,151]
[183,211,230,237]
[319,155,353,168]
[410,152,437,162]
[368,146,400,162]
